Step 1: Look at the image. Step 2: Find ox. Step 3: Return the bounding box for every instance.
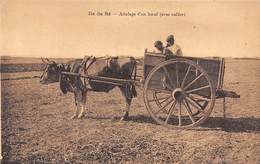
[40,56,137,120]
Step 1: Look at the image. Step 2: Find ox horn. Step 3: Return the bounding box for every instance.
[41,57,48,63]
[45,58,56,65]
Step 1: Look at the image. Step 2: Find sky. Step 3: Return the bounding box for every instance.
[1,0,260,58]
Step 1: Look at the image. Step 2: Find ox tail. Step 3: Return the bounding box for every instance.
[131,59,137,97]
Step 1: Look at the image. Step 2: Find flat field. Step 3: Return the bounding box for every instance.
[1,58,260,163]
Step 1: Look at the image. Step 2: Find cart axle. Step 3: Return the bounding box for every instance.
[172,88,185,101]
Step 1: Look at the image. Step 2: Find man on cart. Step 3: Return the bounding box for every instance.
[165,34,183,56]
[153,40,164,53]
[153,40,172,56]
[153,34,183,57]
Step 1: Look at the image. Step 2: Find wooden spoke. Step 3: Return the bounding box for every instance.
[163,81,174,91]
[164,100,177,124]
[154,97,174,116]
[162,67,176,89]
[152,92,171,113]
[153,91,163,108]
[178,102,182,126]
[188,95,209,116]
[176,63,179,87]
[183,100,196,123]
[148,87,172,95]
[185,96,205,114]
[185,85,210,94]
[181,65,191,88]
[148,95,172,102]
[183,73,204,91]
[188,95,207,109]
[160,96,172,104]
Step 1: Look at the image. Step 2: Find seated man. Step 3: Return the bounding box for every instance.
[154,40,174,56]
[166,34,183,56]
[153,40,164,53]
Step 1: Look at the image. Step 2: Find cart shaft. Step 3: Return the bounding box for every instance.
[61,72,142,87]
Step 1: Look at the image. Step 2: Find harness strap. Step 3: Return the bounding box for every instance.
[80,56,96,90]
[84,56,96,73]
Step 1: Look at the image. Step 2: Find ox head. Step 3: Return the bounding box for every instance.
[40,58,64,84]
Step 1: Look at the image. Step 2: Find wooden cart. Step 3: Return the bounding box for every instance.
[61,50,240,129]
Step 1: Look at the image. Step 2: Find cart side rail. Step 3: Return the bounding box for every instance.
[143,51,225,90]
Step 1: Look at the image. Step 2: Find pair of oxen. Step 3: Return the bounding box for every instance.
[40,56,137,121]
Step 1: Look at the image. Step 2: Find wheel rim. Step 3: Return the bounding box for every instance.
[143,59,215,129]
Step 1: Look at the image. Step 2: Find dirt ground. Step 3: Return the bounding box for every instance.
[1,59,260,163]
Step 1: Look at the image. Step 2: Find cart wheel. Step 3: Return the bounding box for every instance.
[143,59,215,129]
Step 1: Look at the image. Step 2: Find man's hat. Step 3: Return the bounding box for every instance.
[154,40,163,47]
[166,35,174,42]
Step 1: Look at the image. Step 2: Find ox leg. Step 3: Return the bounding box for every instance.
[78,91,87,118]
[71,105,79,119]
[71,90,82,119]
[119,87,132,121]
